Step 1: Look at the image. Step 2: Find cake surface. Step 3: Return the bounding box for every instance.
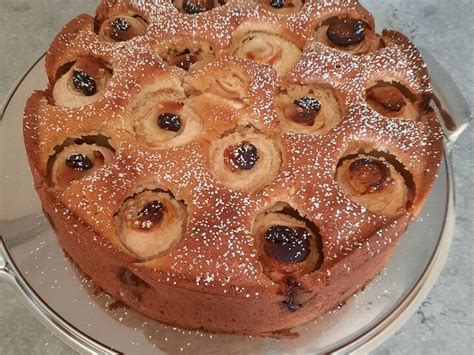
[23,0,443,336]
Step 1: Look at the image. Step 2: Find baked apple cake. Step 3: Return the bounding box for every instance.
[23,0,443,336]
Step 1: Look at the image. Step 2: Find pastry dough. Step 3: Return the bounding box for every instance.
[53,57,112,108]
[115,190,187,259]
[314,17,381,55]
[336,155,409,216]
[231,24,302,76]
[50,143,114,189]
[210,126,282,192]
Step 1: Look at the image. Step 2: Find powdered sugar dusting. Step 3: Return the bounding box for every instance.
[25,0,444,297]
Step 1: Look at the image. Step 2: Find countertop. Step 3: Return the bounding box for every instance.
[0,0,472,354]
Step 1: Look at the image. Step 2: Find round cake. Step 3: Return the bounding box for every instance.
[23,0,443,336]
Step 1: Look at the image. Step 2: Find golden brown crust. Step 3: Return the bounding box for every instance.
[23,0,444,336]
[42,188,406,334]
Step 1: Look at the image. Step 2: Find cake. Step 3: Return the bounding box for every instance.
[23,0,443,336]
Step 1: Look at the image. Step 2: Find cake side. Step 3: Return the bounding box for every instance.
[39,188,407,335]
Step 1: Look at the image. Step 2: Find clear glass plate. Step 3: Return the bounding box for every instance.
[0,50,470,354]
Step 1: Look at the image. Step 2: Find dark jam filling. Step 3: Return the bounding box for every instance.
[367,85,407,112]
[326,19,365,46]
[270,0,285,8]
[137,200,164,229]
[294,96,321,111]
[158,112,182,132]
[348,157,393,194]
[65,154,93,170]
[169,49,199,71]
[283,279,302,312]
[264,225,311,263]
[111,17,130,31]
[110,17,132,41]
[183,1,209,14]
[117,268,143,286]
[289,96,321,125]
[224,141,259,171]
[72,69,97,96]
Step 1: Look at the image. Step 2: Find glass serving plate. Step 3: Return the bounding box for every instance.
[0,50,471,354]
